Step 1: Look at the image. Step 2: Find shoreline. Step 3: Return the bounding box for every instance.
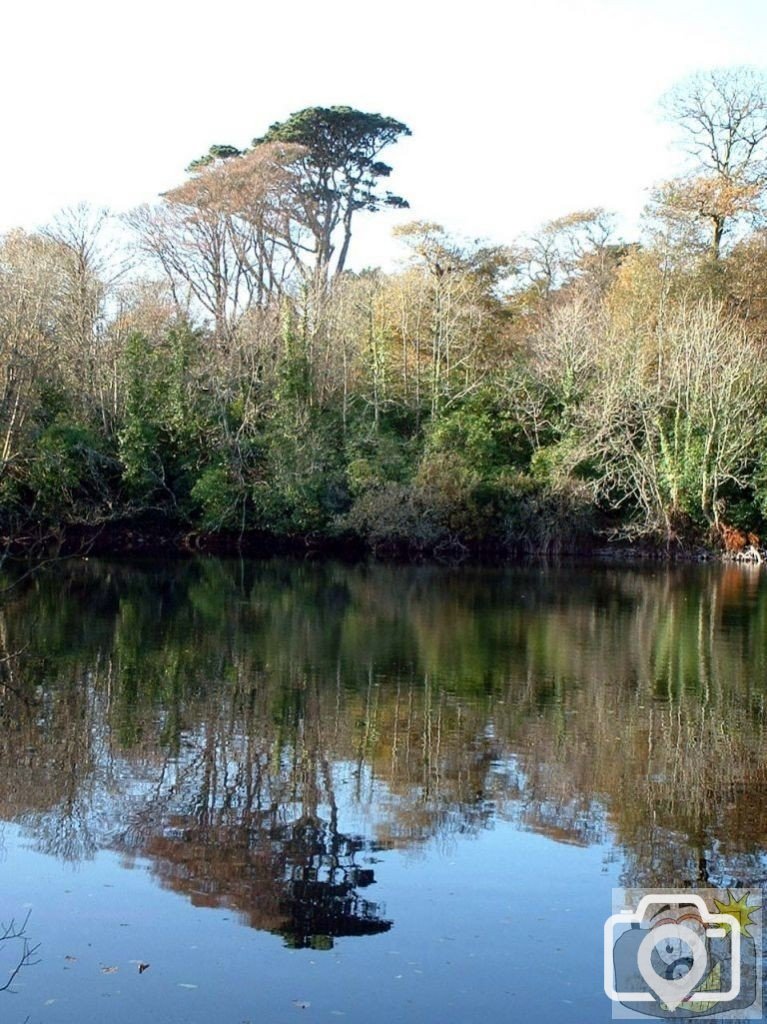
[1,519,763,566]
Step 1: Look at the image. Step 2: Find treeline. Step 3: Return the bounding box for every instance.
[4,78,767,555]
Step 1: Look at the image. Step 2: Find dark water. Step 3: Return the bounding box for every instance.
[0,558,766,1023]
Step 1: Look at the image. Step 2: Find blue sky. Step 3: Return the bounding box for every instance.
[3,0,767,267]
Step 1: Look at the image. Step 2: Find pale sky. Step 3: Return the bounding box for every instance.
[3,0,767,268]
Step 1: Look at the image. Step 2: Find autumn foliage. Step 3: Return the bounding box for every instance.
[2,81,767,555]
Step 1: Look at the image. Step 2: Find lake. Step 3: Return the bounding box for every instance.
[0,557,765,1022]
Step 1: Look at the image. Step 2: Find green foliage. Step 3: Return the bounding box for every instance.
[117,327,211,513]
[656,415,710,525]
[276,308,314,405]
[344,450,558,552]
[253,106,411,277]
[118,332,162,495]
[27,421,113,520]
[414,452,491,539]
[345,427,419,497]
[425,393,531,476]
[186,143,243,172]
[529,436,595,485]
[251,410,349,536]
[255,105,411,213]
[748,450,767,525]
[190,465,243,532]
[8,95,767,556]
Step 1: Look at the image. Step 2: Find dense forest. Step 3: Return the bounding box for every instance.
[4,69,767,557]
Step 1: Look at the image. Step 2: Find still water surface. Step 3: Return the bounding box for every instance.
[0,558,766,1022]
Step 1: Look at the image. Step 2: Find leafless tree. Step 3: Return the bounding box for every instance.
[570,300,767,541]
[127,144,310,339]
[661,67,767,256]
[664,67,767,181]
[516,208,617,294]
[0,912,40,992]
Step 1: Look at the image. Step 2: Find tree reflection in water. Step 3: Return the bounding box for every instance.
[0,558,766,943]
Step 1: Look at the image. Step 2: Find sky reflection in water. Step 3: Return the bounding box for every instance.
[1,558,766,1023]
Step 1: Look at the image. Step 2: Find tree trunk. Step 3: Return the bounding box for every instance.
[711,215,725,260]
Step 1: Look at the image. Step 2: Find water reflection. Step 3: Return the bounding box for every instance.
[1,559,766,946]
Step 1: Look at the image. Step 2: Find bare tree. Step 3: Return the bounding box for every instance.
[392,222,514,415]
[572,301,767,541]
[43,204,122,431]
[127,143,308,339]
[516,208,617,295]
[661,67,767,257]
[0,912,40,992]
[664,67,767,180]
[0,231,63,476]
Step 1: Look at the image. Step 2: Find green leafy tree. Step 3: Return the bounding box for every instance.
[117,327,210,513]
[255,106,411,280]
[185,143,244,173]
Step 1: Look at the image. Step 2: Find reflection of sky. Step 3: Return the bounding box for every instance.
[8,729,611,863]
[2,696,621,1019]
[3,814,619,1024]
[2,735,621,1021]
[3,557,767,1020]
